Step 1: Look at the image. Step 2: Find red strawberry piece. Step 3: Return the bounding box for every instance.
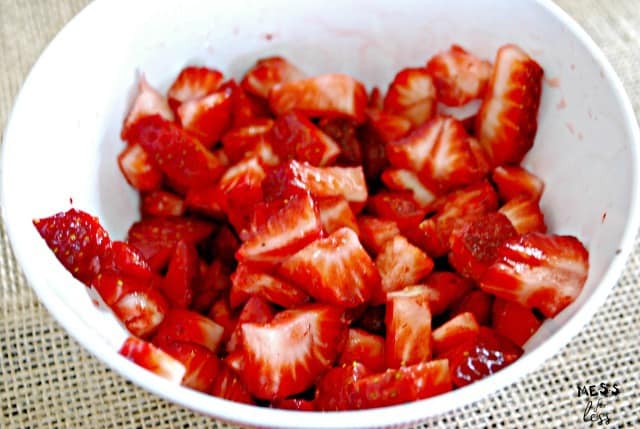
[269,73,368,123]
[245,138,280,167]
[33,209,111,285]
[338,328,386,372]
[236,192,322,266]
[317,117,363,166]
[240,304,346,400]
[141,190,185,218]
[451,289,494,326]
[210,225,241,267]
[208,297,237,343]
[279,227,380,308]
[441,327,522,388]
[218,156,267,233]
[385,286,433,367]
[383,67,437,127]
[448,212,517,282]
[158,341,221,392]
[315,362,370,411]
[476,44,543,167]
[317,197,359,235]
[153,308,224,353]
[119,336,186,383]
[225,80,272,128]
[191,259,231,313]
[432,312,480,356]
[468,136,492,176]
[375,235,434,300]
[167,66,224,110]
[99,241,153,280]
[117,143,163,192]
[356,216,401,255]
[110,278,169,338]
[365,110,412,144]
[422,271,473,316]
[480,233,589,318]
[241,56,306,99]
[229,263,310,309]
[492,298,542,346]
[127,217,215,272]
[122,76,175,140]
[272,398,315,411]
[368,86,384,112]
[177,88,233,147]
[498,196,547,234]
[91,271,152,307]
[161,241,199,308]
[270,111,341,166]
[226,295,276,354]
[352,360,452,409]
[426,45,493,106]
[492,165,544,202]
[209,363,255,404]
[381,168,438,208]
[367,190,427,232]
[184,185,226,220]
[221,118,275,163]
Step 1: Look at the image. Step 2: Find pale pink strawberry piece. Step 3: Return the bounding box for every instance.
[317,197,360,235]
[492,165,545,202]
[122,75,175,140]
[241,56,306,99]
[153,308,224,353]
[167,66,224,109]
[119,336,186,383]
[381,168,438,208]
[177,88,233,147]
[498,196,547,234]
[383,67,437,127]
[229,263,310,309]
[118,143,163,192]
[432,312,480,356]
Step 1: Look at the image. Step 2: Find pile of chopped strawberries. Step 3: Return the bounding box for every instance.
[34,43,589,410]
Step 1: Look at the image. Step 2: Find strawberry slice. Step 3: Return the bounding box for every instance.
[498,196,547,234]
[34,209,111,285]
[241,56,306,99]
[375,235,434,300]
[221,118,275,163]
[269,111,341,166]
[218,156,267,233]
[122,76,175,140]
[383,67,436,127]
[192,259,231,313]
[209,363,255,404]
[451,289,494,326]
[272,398,315,411]
[119,336,186,383]
[226,295,276,354]
[124,115,225,190]
[492,165,544,202]
[476,44,544,166]
[385,286,433,368]
[315,362,370,411]
[352,360,452,409]
[161,241,199,308]
[229,263,310,309]
[432,312,480,356]
[356,216,401,255]
[441,327,522,387]
[365,110,412,144]
[158,341,221,392]
[338,328,386,372]
[141,190,185,218]
[448,212,517,282]
[183,185,226,219]
[368,86,384,112]
[99,241,153,280]
[225,80,272,128]
[480,233,589,318]
[240,304,346,400]
[422,271,473,316]
[209,225,241,267]
[177,88,233,147]
[381,168,438,208]
[317,118,363,166]
[167,66,224,109]
[279,227,380,308]
[491,298,542,346]
[208,297,237,343]
[153,308,224,353]
[269,73,368,123]
[367,191,427,233]
[468,136,492,176]
[317,197,359,235]
[109,278,169,338]
[425,45,492,106]
[91,271,155,307]
[117,143,163,192]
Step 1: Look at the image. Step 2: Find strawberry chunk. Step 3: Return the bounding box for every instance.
[153,309,224,353]
[499,196,547,234]
[240,304,346,400]
[229,263,310,309]
[191,259,230,313]
[226,80,272,128]
[272,399,315,411]
[338,328,386,372]
[269,74,367,123]
[226,296,276,354]
[158,341,221,392]
[34,209,111,285]
[381,169,438,208]
[425,45,492,106]
[492,298,542,346]
[476,44,543,166]
[317,118,363,166]
[241,56,305,99]
[122,76,175,139]
[492,165,544,202]
[367,191,427,232]
[432,312,480,356]
[117,143,163,192]
[208,297,237,342]
[221,119,275,163]
[167,66,224,109]
[356,216,401,255]
[218,156,267,233]
[383,67,436,127]
[183,185,226,219]
[161,241,199,308]
[422,271,473,316]
[279,227,380,308]
[315,362,370,411]
[317,197,359,235]
[451,289,494,326]
[141,190,185,218]
[119,336,186,383]
[177,88,233,147]
[209,225,241,267]
[209,363,255,404]
[110,279,169,338]
[480,233,589,317]
[365,110,412,144]
[99,241,153,280]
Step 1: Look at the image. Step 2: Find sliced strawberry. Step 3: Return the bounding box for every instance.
[352,360,452,409]
[365,110,412,144]
[441,327,522,388]
[355,305,386,336]
[124,115,225,190]
[111,279,169,338]
[226,80,272,128]
[218,156,266,233]
[368,86,384,112]
[161,241,199,308]
[153,308,224,353]
[210,225,241,267]
[167,66,224,109]
[375,236,434,300]
[221,118,274,163]
[422,271,473,316]
[432,312,480,356]
[141,190,185,218]
[269,111,341,166]
[476,44,543,166]
[448,212,517,282]
[34,209,111,285]
[158,341,221,392]
[99,241,153,280]
[492,165,544,202]
[338,328,386,372]
[184,185,226,219]
[318,118,363,166]
[226,295,276,354]
[209,363,255,404]
[269,74,367,123]
[279,227,380,308]
[315,362,370,411]
[117,143,163,192]
[358,113,406,181]
[356,216,401,255]
[208,297,237,343]
[498,196,547,234]
[91,271,153,307]
[381,168,438,208]
[122,76,175,140]
[191,259,231,313]
[451,289,494,326]
[272,398,315,411]
[492,298,542,346]
[229,263,310,309]
[468,136,492,176]
[426,45,493,106]
[367,190,426,232]
[480,233,589,318]
[383,67,436,127]
[317,197,359,235]
[119,336,186,383]
[385,286,432,367]
[240,304,345,400]
[177,88,233,147]
[241,56,305,99]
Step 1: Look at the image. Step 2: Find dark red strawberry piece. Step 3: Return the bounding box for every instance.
[338,328,386,372]
[229,263,310,309]
[141,190,185,218]
[422,271,473,316]
[315,362,370,411]
[158,341,221,392]
[356,216,401,255]
[451,289,494,326]
[492,165,544,202]
[492,298,542,346]
[122,76,175,140]
[498,196,547,234]
[191,259,231,313]
[153,308,224,353]
[318,117,363,166]
[383,67,437,127]
[317,197,359,235]
[241,56,305,99]
[432,312,480,356]
[161,241,199,308]
[119,336,185,383]
[272,398,315,411]
[355,305,386,336]
[177,87,233,147]
[117,143,163,192]
[210,225,241,267]
[167,66,224,109]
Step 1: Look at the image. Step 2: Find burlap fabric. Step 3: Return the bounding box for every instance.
[1,1,638,427]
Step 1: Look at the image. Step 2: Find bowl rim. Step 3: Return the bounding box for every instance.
[2,0,639,427]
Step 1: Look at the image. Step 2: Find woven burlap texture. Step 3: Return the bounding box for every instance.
[1,0,638,427]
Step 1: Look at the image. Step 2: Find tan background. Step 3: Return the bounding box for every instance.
[1,0,638,427]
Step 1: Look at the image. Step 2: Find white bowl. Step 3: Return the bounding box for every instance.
[2,0,639,427]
